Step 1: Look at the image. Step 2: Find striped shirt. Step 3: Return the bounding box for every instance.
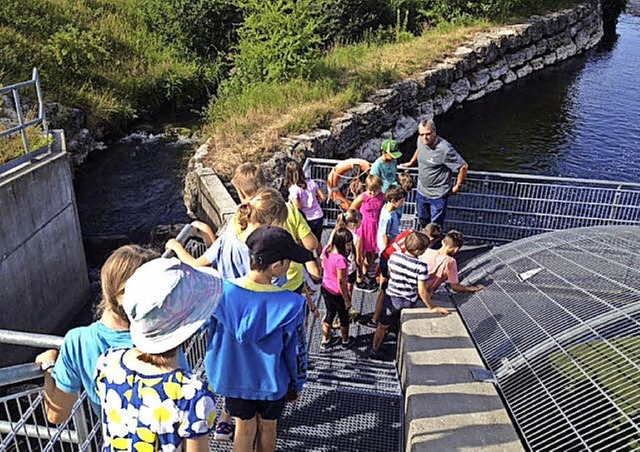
[387,252,429,305]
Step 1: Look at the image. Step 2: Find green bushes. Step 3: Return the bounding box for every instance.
[140,0,242,60]
[230,0,323,86]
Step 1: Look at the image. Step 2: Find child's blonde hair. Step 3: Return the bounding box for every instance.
[365,174,383,193]
[336,209,362,229]
[231,163,267,198]
[236,187,288,231]
[97,245,158,324]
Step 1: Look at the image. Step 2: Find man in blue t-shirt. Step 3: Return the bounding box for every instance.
[403,119,468,227]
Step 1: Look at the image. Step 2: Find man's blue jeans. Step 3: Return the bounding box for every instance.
[416,192,448,228]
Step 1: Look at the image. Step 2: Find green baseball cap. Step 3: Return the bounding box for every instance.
[381,139,401,159]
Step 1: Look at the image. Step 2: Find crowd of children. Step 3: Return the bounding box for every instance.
[36,135,484,451]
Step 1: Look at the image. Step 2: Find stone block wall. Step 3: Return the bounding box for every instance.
[261,0,603,187]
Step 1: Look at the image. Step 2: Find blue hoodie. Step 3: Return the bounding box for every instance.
[205,278,308,400]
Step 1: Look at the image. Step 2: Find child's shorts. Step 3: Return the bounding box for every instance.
[226,396,286,420]
[379,294,414,326]
[348,269,357,285]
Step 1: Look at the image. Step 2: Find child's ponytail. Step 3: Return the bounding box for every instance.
[236,187,288,231]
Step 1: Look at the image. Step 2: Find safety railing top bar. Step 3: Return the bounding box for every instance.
[303,157,640,244]
[0,68,48,155]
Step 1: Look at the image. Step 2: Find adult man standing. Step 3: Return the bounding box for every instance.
[403,119,468,228]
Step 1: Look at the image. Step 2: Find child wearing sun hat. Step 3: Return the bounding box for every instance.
[94,257,223,451]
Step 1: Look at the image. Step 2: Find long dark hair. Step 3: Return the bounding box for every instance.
[284,161,307,190]
[325,227,353,259]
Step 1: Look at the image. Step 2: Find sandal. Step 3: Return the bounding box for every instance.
[214,421,233,441]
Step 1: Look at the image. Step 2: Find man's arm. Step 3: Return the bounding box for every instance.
[418,280,449,315]
[452,163,468,194]
[400,150,418,168]
[35,349,78,424]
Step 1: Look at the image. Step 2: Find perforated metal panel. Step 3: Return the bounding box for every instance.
[456,226,640,451]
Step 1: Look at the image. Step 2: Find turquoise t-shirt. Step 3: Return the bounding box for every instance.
[371,157,398,193]
[52,321,190,413]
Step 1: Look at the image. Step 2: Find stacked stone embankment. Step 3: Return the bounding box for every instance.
[184,0,603,222]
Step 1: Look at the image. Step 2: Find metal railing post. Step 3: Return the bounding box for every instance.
[33,68,48,137]
[11,88,30,155]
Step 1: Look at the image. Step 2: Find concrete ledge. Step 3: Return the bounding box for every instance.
[398,294,523,451]
[196,167,237,229]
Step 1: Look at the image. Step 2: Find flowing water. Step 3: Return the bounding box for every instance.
[430,4,640,183]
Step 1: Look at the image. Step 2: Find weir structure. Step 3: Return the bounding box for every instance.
[1,156,639,450]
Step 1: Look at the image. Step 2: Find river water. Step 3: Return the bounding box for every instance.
[433,3,640,183]
[74,5,640,263]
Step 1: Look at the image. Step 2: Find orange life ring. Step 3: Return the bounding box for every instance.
[327,158,371,210]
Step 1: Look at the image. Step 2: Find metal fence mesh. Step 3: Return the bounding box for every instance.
[304,158,640,243]
[456,225,640,451]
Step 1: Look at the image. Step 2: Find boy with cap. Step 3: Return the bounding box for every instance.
[94,257,222,451]
[205,226,311,452]
[371,139,402,194]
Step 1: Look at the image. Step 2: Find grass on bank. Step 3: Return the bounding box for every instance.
[203,20,494,179]
[0,0,214,132]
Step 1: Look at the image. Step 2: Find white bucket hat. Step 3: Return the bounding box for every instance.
[122,257,223,354]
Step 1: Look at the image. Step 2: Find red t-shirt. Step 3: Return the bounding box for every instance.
[381,229,414,261]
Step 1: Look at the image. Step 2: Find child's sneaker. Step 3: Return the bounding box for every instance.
[364,318,378,329]
[341,336,356,349]
[320,336,339,351]
[355,279,377,293]
[369,348,383,360]
[214,421,233,441]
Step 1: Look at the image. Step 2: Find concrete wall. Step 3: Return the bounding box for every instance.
[183,140,238,228]
[398,294,523,451]
[0,132,89,366]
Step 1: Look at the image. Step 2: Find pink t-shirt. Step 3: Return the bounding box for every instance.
[288,179,324,221]
[321,251,348,296]
[420,249,459,293]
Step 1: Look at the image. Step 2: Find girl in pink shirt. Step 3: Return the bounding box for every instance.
[321,228,355,349]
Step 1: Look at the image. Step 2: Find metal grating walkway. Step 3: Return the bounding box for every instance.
[191,231,404,451]
[455,226,640,451]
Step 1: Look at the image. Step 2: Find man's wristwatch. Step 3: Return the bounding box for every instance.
[40,361,56,372]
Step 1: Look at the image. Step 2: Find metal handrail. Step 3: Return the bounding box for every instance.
[305,157,640,189]
[304,158,640,244]
[0,68,49,157]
